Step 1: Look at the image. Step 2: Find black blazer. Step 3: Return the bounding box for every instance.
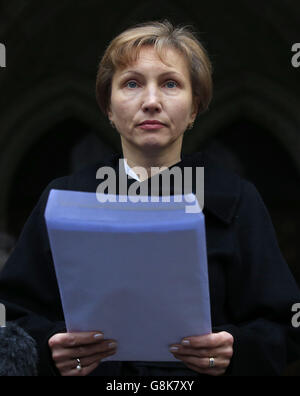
[0,151,299,376]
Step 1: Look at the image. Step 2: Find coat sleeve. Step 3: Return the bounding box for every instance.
[0,179,68,376]
[214,180,300,376]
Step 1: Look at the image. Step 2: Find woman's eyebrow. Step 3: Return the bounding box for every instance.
[120,70,142,77]
[120,70,182,78]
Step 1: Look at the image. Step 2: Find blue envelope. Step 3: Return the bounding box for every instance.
[45,190,211,362]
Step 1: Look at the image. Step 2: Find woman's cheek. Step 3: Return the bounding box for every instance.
[117,95,138,116]
[170,103,192,127]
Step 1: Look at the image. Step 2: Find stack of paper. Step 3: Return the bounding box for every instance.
[45,190,211,361]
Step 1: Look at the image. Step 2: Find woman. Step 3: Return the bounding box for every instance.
[0,20,299,377]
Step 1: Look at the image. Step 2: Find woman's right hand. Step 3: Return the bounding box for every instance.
[48,331,117,376]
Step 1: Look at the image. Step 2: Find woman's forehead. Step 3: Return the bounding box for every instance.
[116,46,189,76]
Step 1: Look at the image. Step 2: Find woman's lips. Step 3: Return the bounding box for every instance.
[138,123,165,130]
[138,121,166,130]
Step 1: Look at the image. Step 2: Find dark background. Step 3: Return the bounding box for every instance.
[0,0,299,374]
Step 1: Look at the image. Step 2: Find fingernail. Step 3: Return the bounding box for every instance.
[94,333,104,339]
[108,342,117,349]
[181,339,190,346]
[170,346,179,352]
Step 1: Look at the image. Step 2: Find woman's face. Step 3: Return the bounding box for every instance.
[108,46,197,155]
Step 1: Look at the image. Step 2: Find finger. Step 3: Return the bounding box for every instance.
[169,345,232,359]
[49,331,105,349]
[61,360,101,377]
[172,354,230,370]
[52,339,117,363]
[179,333,222,349]
[57,348,117,372]
[170,344,213,357]
[181,332,233,349]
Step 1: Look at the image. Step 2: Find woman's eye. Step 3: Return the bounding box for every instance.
[126,81,138,89]
[165,81,178,88]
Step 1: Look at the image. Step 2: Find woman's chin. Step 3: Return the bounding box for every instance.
[142,133,173,145]
[124,134,177,153]
[138,140,169,152]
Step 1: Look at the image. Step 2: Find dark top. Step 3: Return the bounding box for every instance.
[0,151,299,376]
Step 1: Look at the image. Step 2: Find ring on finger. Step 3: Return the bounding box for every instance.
[76,358,82,371]
[209,357,215,368]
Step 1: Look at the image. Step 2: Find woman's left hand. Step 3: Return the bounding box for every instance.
[169,331,234,376]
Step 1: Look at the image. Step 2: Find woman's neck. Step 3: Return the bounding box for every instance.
[122,148,182,182]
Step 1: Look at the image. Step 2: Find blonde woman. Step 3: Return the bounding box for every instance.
[0,20,299,377]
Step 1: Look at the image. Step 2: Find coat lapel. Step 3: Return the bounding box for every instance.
[99,151,241,225]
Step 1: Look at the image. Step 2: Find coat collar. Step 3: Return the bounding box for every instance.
[198,151,241,225]
[107,151,241,225]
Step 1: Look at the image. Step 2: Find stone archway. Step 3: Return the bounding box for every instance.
[184,72,300,175]
[0,76,118,230]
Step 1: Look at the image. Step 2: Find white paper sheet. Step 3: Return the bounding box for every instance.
[44,190,211,362]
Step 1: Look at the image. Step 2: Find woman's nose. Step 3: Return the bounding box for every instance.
[141,87,162,113]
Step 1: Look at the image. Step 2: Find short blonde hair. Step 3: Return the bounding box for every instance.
[96,20,213,115]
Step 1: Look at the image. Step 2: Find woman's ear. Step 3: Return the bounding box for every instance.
[187,98,199,131]
[107,105,115,126]
[191,96,200,119]
[107,107,116,129]
[107,104,112,122]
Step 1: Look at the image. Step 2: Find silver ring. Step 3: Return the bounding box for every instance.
[209,357,215,368]
[76,358,82,371]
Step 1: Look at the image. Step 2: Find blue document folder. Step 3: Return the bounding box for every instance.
[45,190,211,361]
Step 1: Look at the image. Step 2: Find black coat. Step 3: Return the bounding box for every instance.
[0,151,299,376]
